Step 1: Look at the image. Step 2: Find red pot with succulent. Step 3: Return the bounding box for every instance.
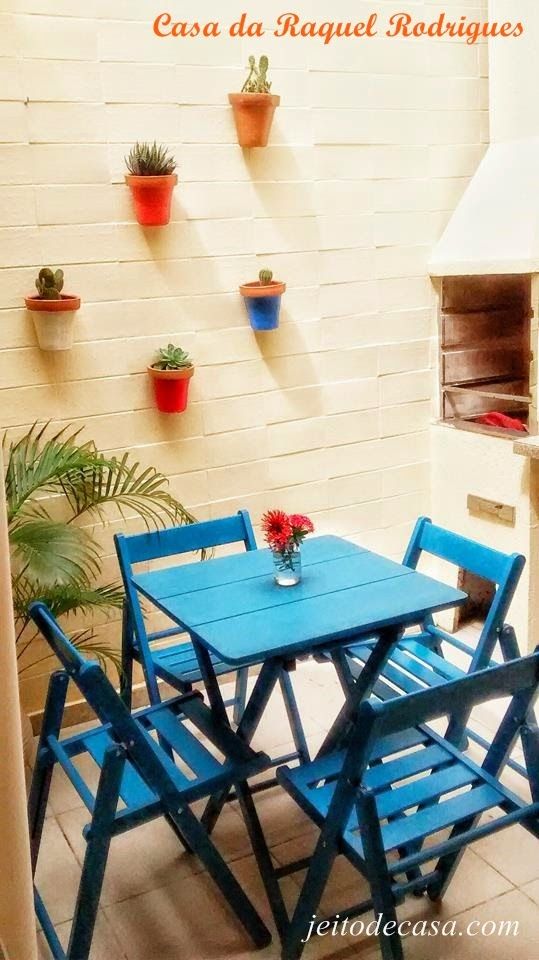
[148,343,194,413]
[229,55,280,148]
[261,509,315,586]
[125,142,178,226]
[24,267,81,351]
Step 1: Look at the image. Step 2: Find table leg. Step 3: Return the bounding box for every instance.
[317,627,401,757]
[191,634,231,729]
[202,658,282,833]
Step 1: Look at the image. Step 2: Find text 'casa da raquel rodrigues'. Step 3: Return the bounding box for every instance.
[153,11,524,46]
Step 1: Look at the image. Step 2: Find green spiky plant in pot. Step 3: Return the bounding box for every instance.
[7,422,197,755]
[125,141,178,225]
[229,55,280,147]
[25,267,81,351]
[148,343,195,413]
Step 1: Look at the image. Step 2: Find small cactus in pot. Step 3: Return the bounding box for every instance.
[35,267,64,299]
[125,141,178,226]
[148,343,195,414]
[229,55,280,148]
[24,266,81,352]
[240,266,286,332]
[258,268,274,285]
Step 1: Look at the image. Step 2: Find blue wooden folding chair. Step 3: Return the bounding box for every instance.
[269,652,539,960]
[115,510,309,761]
[341,517,527,763]
[28,602,273,960]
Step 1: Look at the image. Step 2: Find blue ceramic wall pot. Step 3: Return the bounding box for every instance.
[240,279,286,331]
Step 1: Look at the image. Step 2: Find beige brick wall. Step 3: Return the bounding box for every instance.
[0,1,488,711]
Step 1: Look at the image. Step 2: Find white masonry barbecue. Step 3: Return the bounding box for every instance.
[428,0,539,649]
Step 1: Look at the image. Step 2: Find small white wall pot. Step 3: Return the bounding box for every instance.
[25,295,81,351]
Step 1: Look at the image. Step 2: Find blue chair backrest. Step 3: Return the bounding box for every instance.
[114,512,257,688]
[402,516,525,670]
[29,601,187,804]
[116,511,256,565]
[353,651,539,782]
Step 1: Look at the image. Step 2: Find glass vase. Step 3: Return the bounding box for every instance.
[272,545,302,587]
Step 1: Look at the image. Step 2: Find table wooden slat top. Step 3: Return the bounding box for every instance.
[132,535,466,666]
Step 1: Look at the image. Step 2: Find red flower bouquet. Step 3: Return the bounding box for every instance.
[261,509,314,586]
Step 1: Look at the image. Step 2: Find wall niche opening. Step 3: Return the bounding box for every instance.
[440,274,533,438]
[453,568,496,632]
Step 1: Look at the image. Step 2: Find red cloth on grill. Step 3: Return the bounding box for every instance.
[476,411,527,432]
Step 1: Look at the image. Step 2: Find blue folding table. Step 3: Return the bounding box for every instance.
[131,534,466,830]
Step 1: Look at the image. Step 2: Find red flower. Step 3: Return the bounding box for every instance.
[261,509,293,551]
[289,514,315,535]
[261,509,314,552]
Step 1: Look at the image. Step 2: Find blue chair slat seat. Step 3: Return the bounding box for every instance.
[342,517,529,769]
[267,654,539,960]
[115,511,309,768]
[28,602,273,960]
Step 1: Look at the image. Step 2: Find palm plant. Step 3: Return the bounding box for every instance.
[6,423,196,675]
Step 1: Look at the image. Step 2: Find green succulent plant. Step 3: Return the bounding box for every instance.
[241,55,272,94]
[6,422,197,679]
[125,141,177,177]
[152,343,193,371]
[35,267,64,301]
[259,268,273,285]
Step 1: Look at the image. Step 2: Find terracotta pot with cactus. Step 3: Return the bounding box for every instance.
[148,343,195,413]
[25,267,81,351]
[229,55,280,148]
[240,268,286,331]
[125,141,178,226]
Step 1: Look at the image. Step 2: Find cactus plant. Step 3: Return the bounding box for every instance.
[259,268,273,285]
[125,142,178,225]
[25,267,80,350]
[229,54,280,148]
[125,142,177,177]
[35,267,64,301]
[151,343,193,371]
[241,55,272,94]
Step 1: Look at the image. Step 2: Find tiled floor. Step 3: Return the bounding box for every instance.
[36,653,539,960]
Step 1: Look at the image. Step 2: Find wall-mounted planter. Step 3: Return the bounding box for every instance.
[25,295,80,351]
[125,174,178,226]
[240,275,286,331]
[148,365,194,413]
[228,93,280,148]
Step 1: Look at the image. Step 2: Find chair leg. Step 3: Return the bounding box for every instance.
[235,781,289,941]
[279,667,310,765]
[233,667,249,726]
[282,825,340,960]
[28,671,69,873]
[66,745,126,960]
[361,792,403,960]
[120,602,134,710]
[168,803,272,949]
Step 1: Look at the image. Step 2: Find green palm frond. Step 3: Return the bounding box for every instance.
[18,628,122,677]
[60,451,197,529]
[9,517,100,586]
[13,578,124,625]
[5,421,198,679]
[73,633,123,675]
[3,423,109,522]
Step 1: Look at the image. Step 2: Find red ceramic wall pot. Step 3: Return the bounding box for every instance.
[148,365,194,413]
[125,174,178,226]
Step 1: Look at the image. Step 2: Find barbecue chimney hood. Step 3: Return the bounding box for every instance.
[429,0,539,276]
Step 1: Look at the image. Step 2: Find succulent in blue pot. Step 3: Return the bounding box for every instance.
[240,268,286,332]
